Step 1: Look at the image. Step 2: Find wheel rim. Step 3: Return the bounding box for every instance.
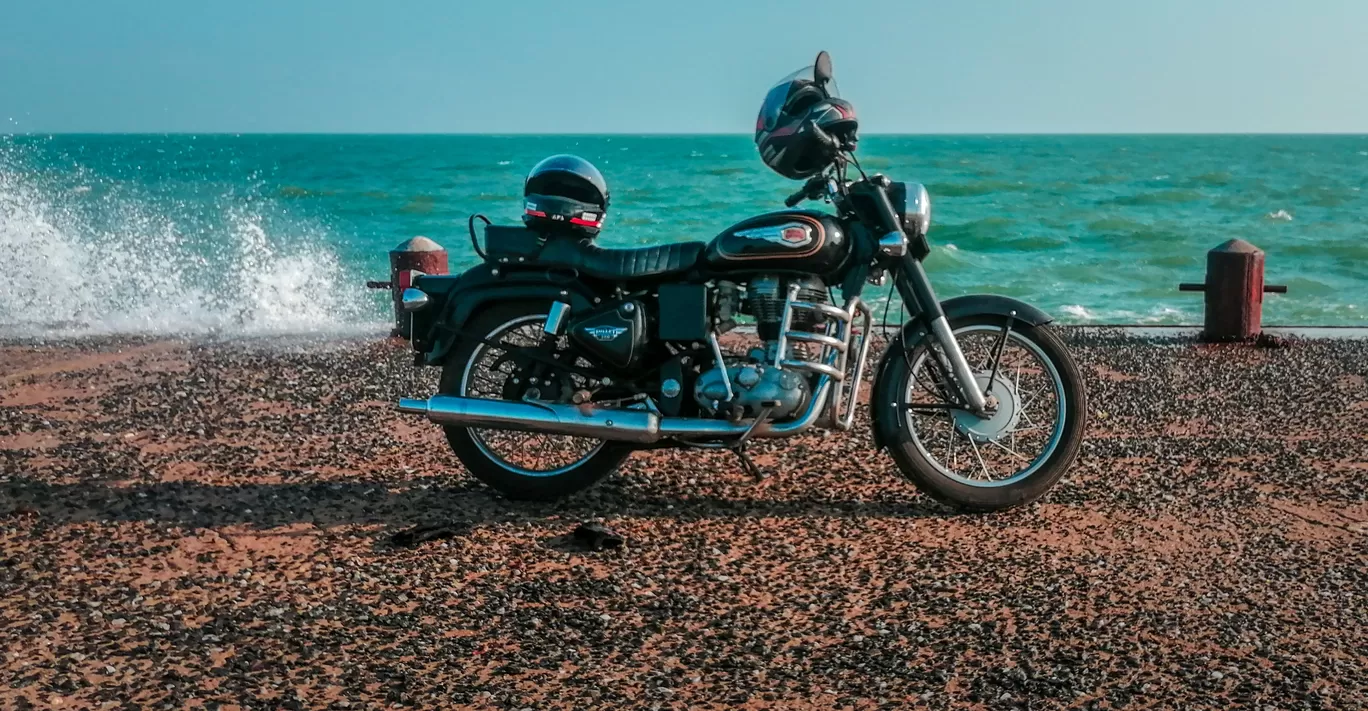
[901,324,1066,487]
[458,314,606,477]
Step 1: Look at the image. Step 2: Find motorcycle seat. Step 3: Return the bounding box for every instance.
[534,238,705,281]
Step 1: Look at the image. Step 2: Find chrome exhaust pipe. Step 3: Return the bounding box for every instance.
[396,377,833,444]
[658,378,831,439]
[398,395,662,444]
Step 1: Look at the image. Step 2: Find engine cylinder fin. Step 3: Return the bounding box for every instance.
[749,275,827,340]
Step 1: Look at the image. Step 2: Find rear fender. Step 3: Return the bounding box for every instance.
[869,295,1052,451]
[413,264,600,366]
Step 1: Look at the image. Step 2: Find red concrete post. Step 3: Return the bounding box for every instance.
[389,236,448,338]
[1202,239,1264,341]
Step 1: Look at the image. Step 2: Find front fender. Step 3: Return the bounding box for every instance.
[415,264,600,366]
[868,295,1052,451]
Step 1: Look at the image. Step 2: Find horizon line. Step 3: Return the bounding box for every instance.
[6,131,1368,138]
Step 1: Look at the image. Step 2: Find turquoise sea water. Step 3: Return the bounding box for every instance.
[2,134,1365,335]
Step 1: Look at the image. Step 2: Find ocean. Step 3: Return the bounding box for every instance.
[2,134,1365,336]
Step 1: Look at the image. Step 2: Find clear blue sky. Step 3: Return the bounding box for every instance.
[3,0,1365,133]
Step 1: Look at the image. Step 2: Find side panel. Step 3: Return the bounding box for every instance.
[413,264,601,366]
[568,301,648,369]
[868,295,1053,451]
[704,210,849,275]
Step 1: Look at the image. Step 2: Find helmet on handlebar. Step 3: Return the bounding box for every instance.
[755,66,858,180]
[523,154,610,237]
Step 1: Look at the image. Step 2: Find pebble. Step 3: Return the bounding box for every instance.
[1,331,1364,709]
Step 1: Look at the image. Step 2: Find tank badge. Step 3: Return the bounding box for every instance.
[735,222,814,248]
[584,325,628,342]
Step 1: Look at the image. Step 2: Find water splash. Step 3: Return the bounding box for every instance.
[0,145,376,337]
[1060,304,1096,321]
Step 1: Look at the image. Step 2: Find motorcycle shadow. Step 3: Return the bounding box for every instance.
[2,474,951,542]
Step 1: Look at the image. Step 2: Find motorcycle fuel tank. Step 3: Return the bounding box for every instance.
[704,210,848,275]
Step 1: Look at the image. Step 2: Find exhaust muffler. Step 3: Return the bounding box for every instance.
[396,379,831,444]
[397,395,662,444]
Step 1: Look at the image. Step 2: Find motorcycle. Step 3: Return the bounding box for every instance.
[394,52,1086,510]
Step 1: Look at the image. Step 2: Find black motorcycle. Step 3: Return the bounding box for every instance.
[395,53,1086,510]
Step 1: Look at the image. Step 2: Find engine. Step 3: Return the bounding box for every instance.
[694,354,811,420]
[749,275,828,340]
[691,275,827,420]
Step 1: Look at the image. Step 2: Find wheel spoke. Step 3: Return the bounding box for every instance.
[966,435,991,479]
[987,438,1029,462]
[1020,383,1050,414]
[946,418,956,469]
[1012,364,1022,449]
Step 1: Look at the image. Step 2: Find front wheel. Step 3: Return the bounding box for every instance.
[875,314,1087,511]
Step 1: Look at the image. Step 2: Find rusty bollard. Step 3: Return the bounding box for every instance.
[1179,239,1286,342]
[366,237,449,338]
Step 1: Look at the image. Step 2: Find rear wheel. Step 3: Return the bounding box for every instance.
[440,302,631,500]
[876,314,1086,511]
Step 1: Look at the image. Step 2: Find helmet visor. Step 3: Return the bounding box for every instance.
[757,65,840,132]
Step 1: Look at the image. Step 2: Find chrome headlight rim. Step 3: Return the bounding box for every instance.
[897,181,932,237]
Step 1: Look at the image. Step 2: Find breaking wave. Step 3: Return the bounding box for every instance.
[0,145,377,337]
[1060,304,1096,321]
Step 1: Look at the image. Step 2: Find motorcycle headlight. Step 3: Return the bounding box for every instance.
[894,181,932,236]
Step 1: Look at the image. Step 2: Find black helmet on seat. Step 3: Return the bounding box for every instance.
[523,154,610,236]
[755,60,858,180]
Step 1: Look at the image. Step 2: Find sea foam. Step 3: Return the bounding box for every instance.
[1060,304,1095,321]
[0,152,376,337]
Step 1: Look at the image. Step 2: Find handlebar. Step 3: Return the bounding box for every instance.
[784,175,828,208]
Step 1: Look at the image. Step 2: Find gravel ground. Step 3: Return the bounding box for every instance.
[1,329,1365,710]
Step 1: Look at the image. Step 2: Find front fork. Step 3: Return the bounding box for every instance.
[894,254,989,414]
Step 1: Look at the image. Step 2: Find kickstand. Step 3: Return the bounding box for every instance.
[731,445,768,482]
[731,407,773,482]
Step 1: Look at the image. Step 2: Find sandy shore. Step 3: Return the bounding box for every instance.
[1,330,1365,709]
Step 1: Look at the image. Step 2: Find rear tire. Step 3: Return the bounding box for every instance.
[875,314,1086,512]
[440,302,631,501]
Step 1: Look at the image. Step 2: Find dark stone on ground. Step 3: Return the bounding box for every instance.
[573,521,625,551]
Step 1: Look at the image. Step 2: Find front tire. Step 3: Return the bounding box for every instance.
[440,302,632,501]
[875,314,1086,511]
